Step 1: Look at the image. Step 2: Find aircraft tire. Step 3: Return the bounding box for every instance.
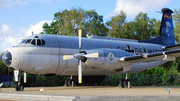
[64,78,70,87]
[15,85,24,91]
[119,80,125,88]
[68,79,76,87]
[123,79,131,88]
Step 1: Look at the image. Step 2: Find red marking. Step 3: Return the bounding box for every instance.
[54,36,61,73]
[164,14,171,19]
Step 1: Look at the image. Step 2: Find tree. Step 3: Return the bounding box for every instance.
[106,11,133,38]
[106,11,160,40]
[42,7,108,37]
[131,12,159,40]
[173,8,180,42]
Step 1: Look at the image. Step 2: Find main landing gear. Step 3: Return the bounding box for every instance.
[14,70,24,91]
[118,72,132,88]
[64,75,76,87]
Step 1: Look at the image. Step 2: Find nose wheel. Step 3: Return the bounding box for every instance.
[15,83,24,91]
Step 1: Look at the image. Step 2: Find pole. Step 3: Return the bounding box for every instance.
[161,75,162,87]
[145,74,146,87]
[177,75,178,87]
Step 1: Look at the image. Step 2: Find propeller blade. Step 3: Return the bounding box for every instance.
[63,55,74,60]
[83,52,99,58]
[78,30,82,53]
[0,56,2,60]
[78,29,83,84]
[78,60,82,83]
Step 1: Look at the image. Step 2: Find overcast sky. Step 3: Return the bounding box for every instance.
[0,0,179,53]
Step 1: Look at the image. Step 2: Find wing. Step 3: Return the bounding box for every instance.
[119,48,180,63]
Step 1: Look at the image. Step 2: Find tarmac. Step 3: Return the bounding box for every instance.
[0,86,180,101]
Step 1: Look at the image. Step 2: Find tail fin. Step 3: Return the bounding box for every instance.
[140,8,175,46]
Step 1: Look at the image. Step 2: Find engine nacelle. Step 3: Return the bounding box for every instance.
[84,49,133,69]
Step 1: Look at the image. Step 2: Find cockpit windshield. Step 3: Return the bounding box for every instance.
[31,39,36,45]
[19,36,45,46]
[25,39,32,43]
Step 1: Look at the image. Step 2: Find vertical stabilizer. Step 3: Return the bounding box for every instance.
[140,8,175,46]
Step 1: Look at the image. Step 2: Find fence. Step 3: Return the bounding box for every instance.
[0,75,14,86]
[0,74,180,87]
[100,74,180,87]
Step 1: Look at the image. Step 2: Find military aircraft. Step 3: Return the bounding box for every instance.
[1,8,180,91]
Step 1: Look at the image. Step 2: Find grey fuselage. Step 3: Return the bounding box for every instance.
[8,34,166,76]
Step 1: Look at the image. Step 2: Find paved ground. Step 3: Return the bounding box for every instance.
[0,86,180,96]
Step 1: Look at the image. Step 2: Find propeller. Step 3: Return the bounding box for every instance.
[63,30,99,84]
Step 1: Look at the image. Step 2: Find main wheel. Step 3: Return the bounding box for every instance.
[64,78,70,87]
[68,79,76,87]
[123,79,131,88]
[119,80,125,88]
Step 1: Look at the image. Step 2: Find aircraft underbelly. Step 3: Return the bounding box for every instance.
[129,60,167,73]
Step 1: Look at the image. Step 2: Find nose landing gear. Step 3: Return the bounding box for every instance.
[14,70,24,91]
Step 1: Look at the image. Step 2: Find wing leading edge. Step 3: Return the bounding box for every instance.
[119,48,180,63]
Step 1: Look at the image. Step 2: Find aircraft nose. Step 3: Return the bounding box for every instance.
[2,52,12,67]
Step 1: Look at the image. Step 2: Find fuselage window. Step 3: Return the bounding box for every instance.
[42,39,45,45]
[20,39,27,43]
[31,39,36,45]
[25,39,32,43]
[37,39,41,45]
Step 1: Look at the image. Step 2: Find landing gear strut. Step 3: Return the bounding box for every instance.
[14,70,24,91]
[118,72,132,88]
[64,75,76,87]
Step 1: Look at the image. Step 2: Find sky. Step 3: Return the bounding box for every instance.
[0,0,180,53]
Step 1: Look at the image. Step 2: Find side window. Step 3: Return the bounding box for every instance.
[31,39,36,45]
[41,39,45,45]
[37,39,41,45]
[25,39,32,43]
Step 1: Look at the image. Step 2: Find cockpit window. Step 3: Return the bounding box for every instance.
[42,39,45,45]
[31,39,36,45]
[20,39,27,43]
[25,39,32,43]
[37,39,41,45]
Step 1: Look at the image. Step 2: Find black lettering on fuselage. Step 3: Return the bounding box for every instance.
[148,49,152,53]
[135,48,139,55]
[117,45,162,55]
[125,45,134,53]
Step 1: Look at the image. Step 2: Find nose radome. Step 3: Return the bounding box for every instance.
[2,52,12,67]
